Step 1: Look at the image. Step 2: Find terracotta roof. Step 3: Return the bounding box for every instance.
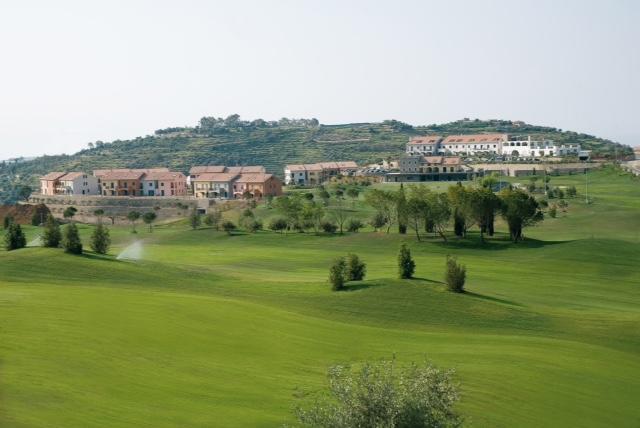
[286,164,307,172]
[305,164,323,171]
[317,162,339,169]
[443,157,462,165]
[189,165,226,174]
[226,166,266,174]
[94,168,169,177]
[336,161,358,168]
[442,134,507,144]
[143,171,186,181]
[423,156,444,164]
[236,173,274,183]
[99,170,145,180]
[193,173,239,182]
[59,172,86,181]
[408,136,443,145]
[40,172,66,181]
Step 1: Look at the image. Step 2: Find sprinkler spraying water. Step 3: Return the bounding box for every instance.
[117,241,144,261]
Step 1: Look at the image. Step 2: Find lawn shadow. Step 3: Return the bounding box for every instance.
[465,291,524,307]
[431,236,574,251]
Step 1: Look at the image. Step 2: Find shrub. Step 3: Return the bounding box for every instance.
[295,358,462,428]
[222,220,236,235]
[246,219,263,233]
[370,212,387,231]
[445,256,466,293]
[42,215,61,248]
[548,205,557,218]
[321,220,338,234]
[398,244,415,279]
[3,215,14,229]
[203,211,222,230]
[329,257,347,291]
[4,223,26,251]
[566,185,578,197]
[90,223,111,255]
[269,217,288,233]
[189,210,202,230]
[346,218,364,233]
[62,223,83,254]
[346,254,366,281]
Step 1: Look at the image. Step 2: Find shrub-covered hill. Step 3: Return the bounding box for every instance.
[0,116,631,203]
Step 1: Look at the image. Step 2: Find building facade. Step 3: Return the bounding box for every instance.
[284,161,358,186]
[40,172,99,196]
[385,156,474,182]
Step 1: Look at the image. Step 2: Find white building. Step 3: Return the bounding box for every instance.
[406,136,443,156]
[440,134,507,156]
[284,161,358,186]
[56,172,99,196]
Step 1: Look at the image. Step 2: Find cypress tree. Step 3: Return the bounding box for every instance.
[397,184,408,234]
[398,244,415,279]
[42,215,62,248]
[90,223,111,255]
[4,223,26,251]
[62,223,83,254]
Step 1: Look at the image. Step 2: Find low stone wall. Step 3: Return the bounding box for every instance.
[28,195,203,224]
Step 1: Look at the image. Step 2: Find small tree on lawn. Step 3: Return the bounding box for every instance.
[321,220,338,234]
[93,209,105,223]
[222,220,236,235]
[4,223,26,251]
[90,223,111,255]
[246,219,263,233]
[346,253,366,281]
[203,211,222,230]
[398,243,415,279]
[189,210,202,230]
[142,212,157,232]
[62,223,83,254]
[346,187,360,207]
[370,212,387,232]
[329,257,347,291]
[127,211,141,233]
[346,218,364,233]
[42,215,62,248]
[445,256,466,293]
[269,217,288,234]
[63,206,78,222]
[3,215,14,229]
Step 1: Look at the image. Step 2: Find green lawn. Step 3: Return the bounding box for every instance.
[1,168,639,427]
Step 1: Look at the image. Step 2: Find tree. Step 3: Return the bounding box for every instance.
[398,244,415,279]
[406,195,427,241]
[329,257,347,291]
[346,218,364,233]
[17,185,33,201]
[269,217,288,234]
[445,256,466,293]
[321,220,338,234]
[189,210,201,230]
[302,201,325,234]
[499,188,544,242]
[31,204,49,226]
[448,185,474,238]
[346,187,360,207]
[370,212,387,232]
[63,206,78,222]
[203,210,222,230]
[365,189,397,233]
[245,219,263,233]
[93,209,105,223]
[274,194,303,231]
[4,223,26,251]
[62,223,83,254]
[427,193,451,242]
[42,215,61,248]
[469,187,501,241]
[397,184,408,234]
[127,211,141,233]
[295,359,462,428]
[318,188,331,206]
[142,212,157,232]
[331,196,349,234]
[346,254,366,281]
[222,220,236,235]
[90,223,111,254]
[3,215,14,229]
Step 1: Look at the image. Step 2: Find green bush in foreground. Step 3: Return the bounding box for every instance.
[398,244,415,279]
[221,221,236,235]
[4,223,26,251]
[90,223,111,255]
[62,223,83,255]
[329,257,347,291]
[445,256,466,293]
[346,253,366,281]
[295,359,462,428]
[42,215,61,248]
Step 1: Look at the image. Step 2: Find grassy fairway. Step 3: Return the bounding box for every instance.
[1,168,639,427]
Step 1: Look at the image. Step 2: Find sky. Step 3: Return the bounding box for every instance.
[0,0,638,160]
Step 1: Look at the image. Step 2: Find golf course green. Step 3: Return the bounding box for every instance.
[1,167,639,427]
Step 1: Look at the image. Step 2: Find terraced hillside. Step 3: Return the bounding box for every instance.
[0,117,632,203]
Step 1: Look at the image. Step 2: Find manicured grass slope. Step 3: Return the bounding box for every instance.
[1,169,639,427]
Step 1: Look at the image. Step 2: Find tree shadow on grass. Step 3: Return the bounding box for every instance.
[431,237,574,251]
[464,291,524,307]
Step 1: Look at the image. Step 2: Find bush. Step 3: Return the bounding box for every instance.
[346,218,364,233]
[42,215,61,248]
[445,256,466,293]
[203,211,222,230]
[566,185,578,197]
[189,211,202,230]
[62,223,83,254]
[321,220,338,234]
[398,244,415,279]
[370,212,387,231]
[295,359,462,428]
[246,219,263,233]
[269,217,288,233]
[548,206,557,218]
[222,220,236,235]
[346,254,366,281]
[329,257,347,291]
[4,223,26,251]
[3,215,14,229]
[90,223,111,255]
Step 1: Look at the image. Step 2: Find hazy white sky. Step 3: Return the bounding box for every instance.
[0,0,638,159]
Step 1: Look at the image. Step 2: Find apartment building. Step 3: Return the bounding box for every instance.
[284,161,358,186]
[40,172,99,196]
[94,168,186,197]
[385,155,473,182]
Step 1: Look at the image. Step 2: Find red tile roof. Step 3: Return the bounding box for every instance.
[236,173,274,183]
[193,173,240,182]
[189,166,226,174]
[143,171,186,181]
[40,172,66,181]
[442,134,507,144]
[408,136,443,145]
[59,172,86,181]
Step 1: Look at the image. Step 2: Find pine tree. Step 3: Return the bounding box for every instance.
[90,223,111,255]
[445,256,466,293]
[4,223,26,251]
[398,244,415,279]
[62,223,83,254]
[42,215,62,248]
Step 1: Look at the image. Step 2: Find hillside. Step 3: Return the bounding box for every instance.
[0,116,632,203]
